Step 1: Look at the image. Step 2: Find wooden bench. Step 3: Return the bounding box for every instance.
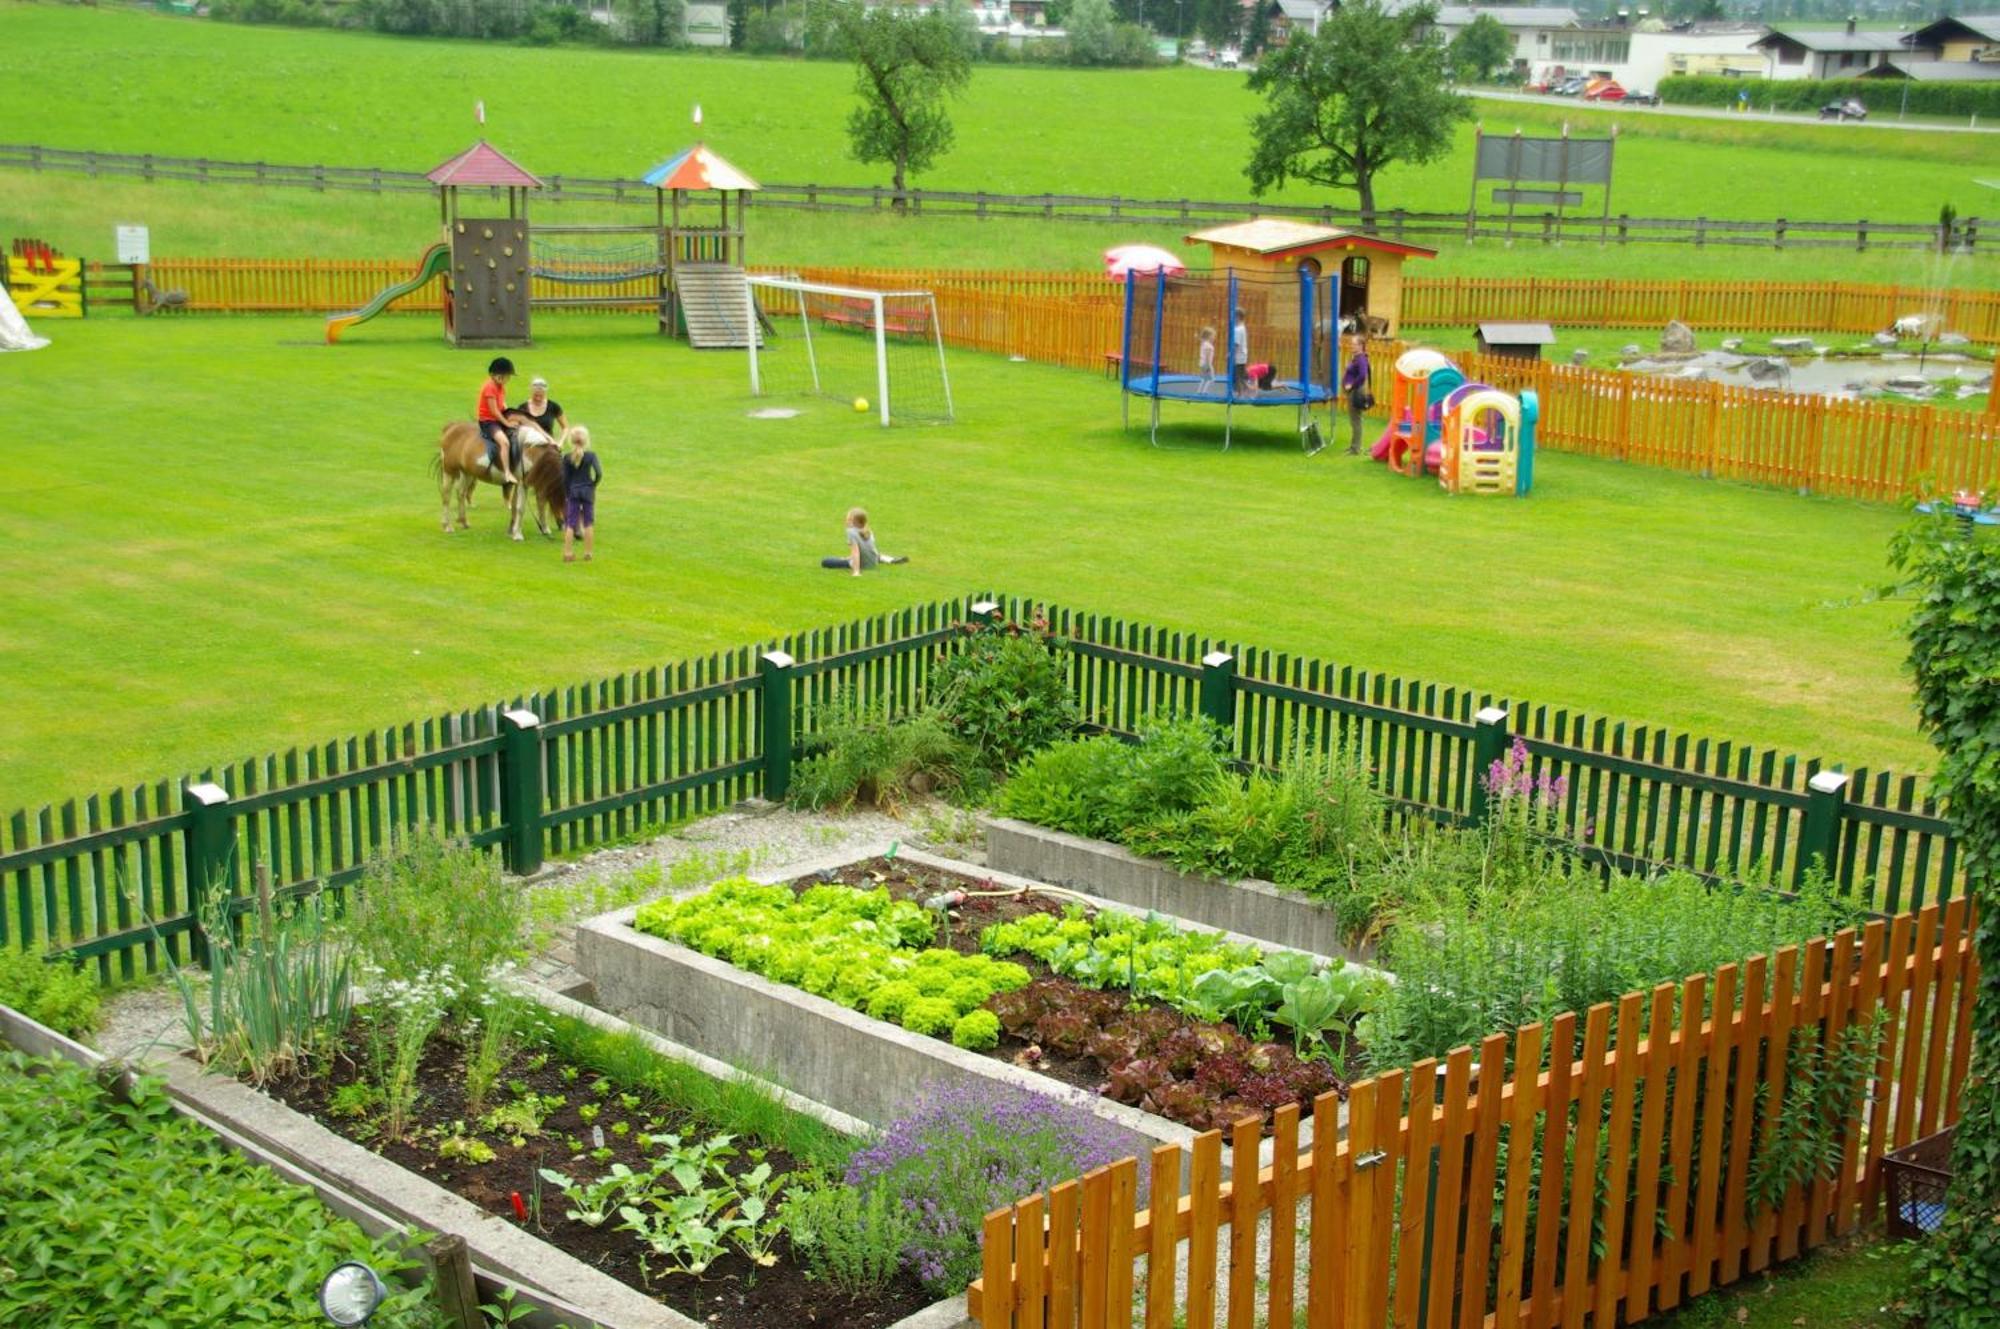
[818,296,932,339]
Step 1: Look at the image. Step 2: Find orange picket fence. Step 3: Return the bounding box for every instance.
[969,900,1978,1329]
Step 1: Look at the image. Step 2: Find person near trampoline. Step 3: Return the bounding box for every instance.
[477,357,520,486]
[1341,338,1373,454]
[1230,311,1250,393]
[512,376,567,443]
[821,507,909,576]
[1197,326,1218,392]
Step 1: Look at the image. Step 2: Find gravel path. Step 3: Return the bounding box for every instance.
[90,799,989,1064]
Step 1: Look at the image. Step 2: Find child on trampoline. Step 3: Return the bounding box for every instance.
[822,508,909,576]
[1197,326,1218,392]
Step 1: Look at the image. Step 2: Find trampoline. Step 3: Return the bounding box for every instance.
[1120,266,1342,450]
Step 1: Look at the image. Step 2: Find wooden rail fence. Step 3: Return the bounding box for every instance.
[3,141,1981,253]
[969,897,1979,1329]
[1,596,1967,984]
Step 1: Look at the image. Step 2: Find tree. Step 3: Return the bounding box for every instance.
[1244,0,1469,228]
[1892,512,2000,1326]
[1448,12,1513,83]
[1241,0,1269,54]
[1067,0,1116,63]
[816,0,972,206]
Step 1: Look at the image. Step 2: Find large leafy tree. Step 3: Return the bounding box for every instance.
[1244,0,1470,227]
[1448,12,1514,82]
[1893,511,2000,1326]
[815,0,972,207]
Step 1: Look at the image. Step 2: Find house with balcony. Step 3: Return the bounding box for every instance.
[1750,20,1926,81]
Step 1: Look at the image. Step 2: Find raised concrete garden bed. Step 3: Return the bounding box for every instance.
[0,994,969,1329]
[983,817,1378,967]
[575,845,1346,1178]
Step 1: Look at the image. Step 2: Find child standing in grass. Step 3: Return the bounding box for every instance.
[560,426,601,563]
[822,507,909,576]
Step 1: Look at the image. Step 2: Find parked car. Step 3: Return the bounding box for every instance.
[1624,88,1660,105]
[1820,98,1868,121]
[1552,75,1587,96]
[1582,78,1626,101]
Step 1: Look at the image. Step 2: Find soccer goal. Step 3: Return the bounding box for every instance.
[746,275,954,426]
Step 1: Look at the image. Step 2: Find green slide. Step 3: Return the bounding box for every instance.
[325,242,449,344]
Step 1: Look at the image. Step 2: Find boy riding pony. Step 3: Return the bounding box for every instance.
[478,357,520,486]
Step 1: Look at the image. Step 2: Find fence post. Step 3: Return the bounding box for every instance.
[183,781,232,968]
[759,651,795,803]
[1199,650,1237,735]
[1796,769,1850,889]
[1468,706,1511,826]
[498,708,544,876]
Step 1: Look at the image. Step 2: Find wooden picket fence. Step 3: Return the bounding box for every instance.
[969,897,1979,1329]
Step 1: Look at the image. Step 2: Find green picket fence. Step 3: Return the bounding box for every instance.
[0,594,1962,983]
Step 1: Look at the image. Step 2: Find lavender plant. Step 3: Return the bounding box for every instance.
[845,1082,1139,1295]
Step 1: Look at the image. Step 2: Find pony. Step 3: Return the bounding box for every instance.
[433,419,568,540]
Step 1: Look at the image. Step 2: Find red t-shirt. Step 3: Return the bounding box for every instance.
[477,378,508,423]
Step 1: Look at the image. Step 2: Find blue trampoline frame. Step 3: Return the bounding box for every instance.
[1120,266,1343,450]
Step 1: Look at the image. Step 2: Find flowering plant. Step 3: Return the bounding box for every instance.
[845,1082,1136,1295]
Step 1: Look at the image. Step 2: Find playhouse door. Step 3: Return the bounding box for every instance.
[1340,256,1370,329]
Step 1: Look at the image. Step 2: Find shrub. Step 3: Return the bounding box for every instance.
[791,701,979,813]
[345,832,527,1009]
[994,734,1132,838]
[1362,867,1861,1069]
[0,1051,441,1326]
[934,623,1079,771]
[0,944,100,1039]
[846,1082,1137,1293]
[1659,73,2000,120]
[950,1008,1001,1050]
[780,1180,913,1297]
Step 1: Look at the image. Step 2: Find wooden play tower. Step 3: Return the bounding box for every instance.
[431,140,543,348]
[643,143,761,348]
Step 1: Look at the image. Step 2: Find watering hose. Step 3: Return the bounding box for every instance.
[921,881,1099,912]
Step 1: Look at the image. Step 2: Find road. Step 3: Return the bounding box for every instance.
[1466,88,2000,135]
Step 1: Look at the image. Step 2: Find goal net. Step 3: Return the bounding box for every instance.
[747,275,954,426]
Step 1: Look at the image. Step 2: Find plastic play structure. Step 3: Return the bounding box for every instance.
[1369,347,1539,496]
[325,242,450,344]
[1119,266,1338,449]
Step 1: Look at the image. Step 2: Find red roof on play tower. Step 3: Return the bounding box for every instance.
[426,140,543,189]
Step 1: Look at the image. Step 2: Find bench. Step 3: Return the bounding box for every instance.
[818,296,932,340]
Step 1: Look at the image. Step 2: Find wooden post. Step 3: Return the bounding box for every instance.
[1796,769,1849,888]
[758,651,795,803]
[1469,705,1510,826]
[182,781,231,968]
[424,1234,484,1329]
[497,709,543,875]
[1199,650,1237,737]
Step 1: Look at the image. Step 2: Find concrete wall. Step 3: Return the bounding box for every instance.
[983,817,1378,968]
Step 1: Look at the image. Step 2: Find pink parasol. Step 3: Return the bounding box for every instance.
[1104,244,1186,280]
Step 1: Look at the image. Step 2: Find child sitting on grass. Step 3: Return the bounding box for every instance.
[821,507,909,576]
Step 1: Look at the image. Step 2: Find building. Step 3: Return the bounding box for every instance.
[1901,14,2000,63]
[1750,21,1924,81]
[1474,322,1556,361]
[1398,4,1587,78]
[1623,22,1771,88]
[1861,57,2000,82]
[1265,0,1335,46]
[1183,218,1437,337]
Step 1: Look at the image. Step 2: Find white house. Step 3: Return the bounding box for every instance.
[1621,22,1772,90]
[1401,4,1586,76]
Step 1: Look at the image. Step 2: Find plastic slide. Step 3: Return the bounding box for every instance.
[325,242,450,344]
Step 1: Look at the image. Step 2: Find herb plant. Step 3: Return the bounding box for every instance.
[0,943,100,1039]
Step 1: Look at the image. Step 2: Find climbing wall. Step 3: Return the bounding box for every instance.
[449,218,531,347]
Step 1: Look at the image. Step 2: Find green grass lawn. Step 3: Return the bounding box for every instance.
[2,3,1997,282]
[0,310,1927,806]
[1645,1236,1911,1329]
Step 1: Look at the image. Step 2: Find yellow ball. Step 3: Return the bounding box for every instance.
[852,397,869,412]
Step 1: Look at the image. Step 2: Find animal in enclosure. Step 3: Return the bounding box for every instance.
[433,420,566,540]
[1889,312,1943,340]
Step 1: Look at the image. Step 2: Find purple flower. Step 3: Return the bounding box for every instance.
[846,1081,1140,1296]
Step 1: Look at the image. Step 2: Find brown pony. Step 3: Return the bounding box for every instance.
[433,420,567,540]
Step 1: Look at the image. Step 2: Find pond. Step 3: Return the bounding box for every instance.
[1620,348,1992,402]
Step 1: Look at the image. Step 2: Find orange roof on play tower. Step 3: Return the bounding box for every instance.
[426,140,544,189]
[642,144,761,193]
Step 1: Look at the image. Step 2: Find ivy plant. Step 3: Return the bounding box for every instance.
[1891,508,2000,1327]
